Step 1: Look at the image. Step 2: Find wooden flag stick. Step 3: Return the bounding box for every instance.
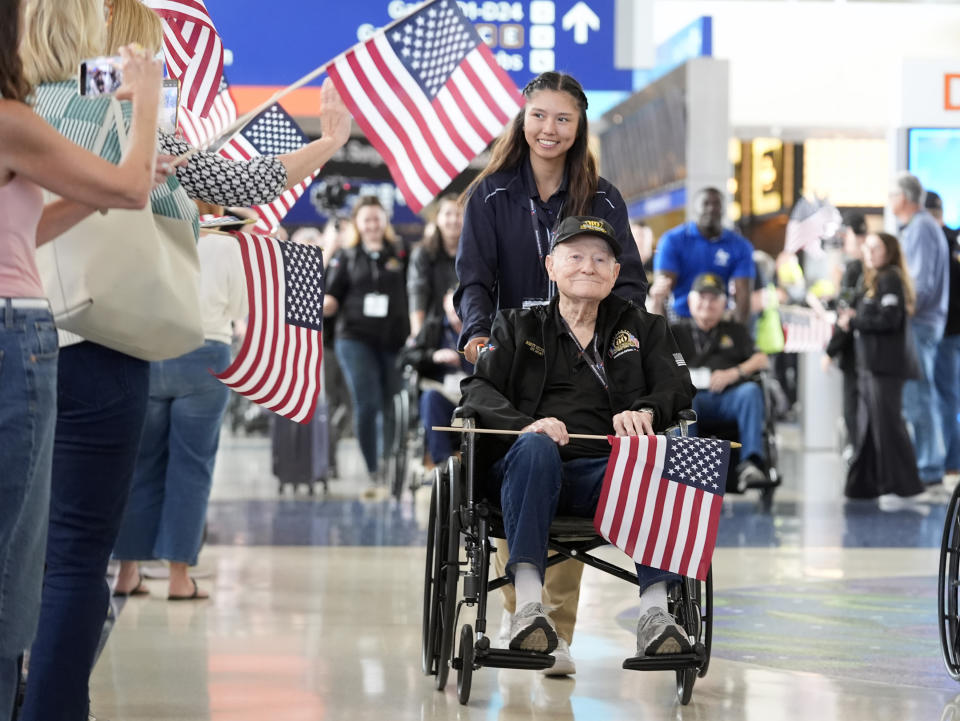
[431,426,741,448]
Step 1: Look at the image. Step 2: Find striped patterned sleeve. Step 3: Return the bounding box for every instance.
[160,132,288,207]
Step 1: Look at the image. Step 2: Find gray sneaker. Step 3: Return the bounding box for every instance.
[736,460,767,492]
[509,602,558,653]
[635,606,692,657]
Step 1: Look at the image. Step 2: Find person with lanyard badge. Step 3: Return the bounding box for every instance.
[323,196,409,488]
[454,71,648,677]
[648,187,755,323]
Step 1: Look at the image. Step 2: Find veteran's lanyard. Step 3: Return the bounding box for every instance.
[562,319,608,390]
[529,198,563,301]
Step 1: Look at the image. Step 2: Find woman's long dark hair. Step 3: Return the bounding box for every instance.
[864,231,916,316]
[0,0,31,102]
[462,71,597,216]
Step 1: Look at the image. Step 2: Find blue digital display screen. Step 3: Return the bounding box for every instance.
[908,128,960,229]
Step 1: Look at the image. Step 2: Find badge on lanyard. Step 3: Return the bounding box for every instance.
[363,293,389,318]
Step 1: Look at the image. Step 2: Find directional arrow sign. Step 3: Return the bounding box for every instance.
[562,1,601,45]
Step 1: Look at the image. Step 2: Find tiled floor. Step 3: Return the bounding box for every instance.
[87,428,960,720]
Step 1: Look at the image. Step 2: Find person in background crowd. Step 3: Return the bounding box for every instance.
[825,211,867,461]
[838,232,925,507]
[19,2,352,717]
[891,173,949,487]
[630,218,654,282]
[323,196,409,484]
[649,188,755,323]
[670,273,770,491]
[453,71,648,676]
[927,191,960,490]
[401,287,472,469]
[112,198,247,601]
[0,0,161,709]
[408,194,462,338]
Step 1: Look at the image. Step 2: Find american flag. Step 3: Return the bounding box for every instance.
[594,435,730,581]
[218,103,315,234]
[214,232,324,424]
[144,0,224,117]
[328,0,523,213]
[779,304,834,353]
[178,75,237,148]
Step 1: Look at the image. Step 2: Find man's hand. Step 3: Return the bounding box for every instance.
[709,368,740,393]
[613,410,654,436]
[463,336,489,364]
[521,417,569,445]
[648,274,673,301]
[432,348,461,367]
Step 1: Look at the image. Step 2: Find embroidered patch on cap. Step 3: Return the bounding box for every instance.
[609,329,640,359]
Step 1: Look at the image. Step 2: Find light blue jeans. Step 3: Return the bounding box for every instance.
[0,302,58,717]
[692,381,765,464]
[904,321,946,482]
[334,338,399,474]
[113,340,231,566]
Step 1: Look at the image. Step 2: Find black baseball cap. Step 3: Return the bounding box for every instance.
[691,272,725,296]
[925,190,944,211]
[551,216,621,258]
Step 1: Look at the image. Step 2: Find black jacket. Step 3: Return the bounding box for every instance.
[851,267,920,379]
[461,295,694,463]
[453,159,648,350]
[670,319,755,374]
[325,243,410,352]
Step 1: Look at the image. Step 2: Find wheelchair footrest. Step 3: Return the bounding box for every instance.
[621,643,706,672]
[475,646,556,670]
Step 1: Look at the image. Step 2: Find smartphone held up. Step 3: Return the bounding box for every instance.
[79,56,180,133]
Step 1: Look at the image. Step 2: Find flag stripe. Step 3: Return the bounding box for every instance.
[475,43,524,110]
[668,486,696,574]
[686,495,715,579]
[445,75,493,149]
[434,87,487,155]
[698,495,722,580]
[606,437,640,546]
[460,54,510,127]
[596,436,628,537]
[243,237,285,400]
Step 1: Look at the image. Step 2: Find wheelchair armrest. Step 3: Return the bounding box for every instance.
[676,409,698,423]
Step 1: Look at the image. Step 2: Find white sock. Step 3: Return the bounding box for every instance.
[638,581,668,616]
[513,563,543,610]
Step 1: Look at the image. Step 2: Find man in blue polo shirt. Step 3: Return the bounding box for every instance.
[649,187,755,323]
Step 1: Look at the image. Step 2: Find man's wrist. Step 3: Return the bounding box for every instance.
[638,407,655,419]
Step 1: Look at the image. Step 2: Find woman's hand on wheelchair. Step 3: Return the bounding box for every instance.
[521,417,569,445]
[613,410,654,436]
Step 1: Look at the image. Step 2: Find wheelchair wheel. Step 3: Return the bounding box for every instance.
[392,388,410,499]
[434,458,461,691]
[421,475,440,676]
[671,569,713,705]
[457,623,474,705]
[938,483,960,680]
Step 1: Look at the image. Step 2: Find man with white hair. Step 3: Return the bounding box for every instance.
[891,172,950,486]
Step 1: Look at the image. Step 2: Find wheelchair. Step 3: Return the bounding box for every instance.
[422,411,713,706]
[693,371,781,506]
[939,482,960,680]
[391,364,426,499]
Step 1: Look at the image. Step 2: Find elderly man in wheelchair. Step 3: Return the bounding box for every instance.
[669,273,771,492]
[460,216,696,660]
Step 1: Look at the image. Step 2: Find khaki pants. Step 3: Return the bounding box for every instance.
[493,538,584,644]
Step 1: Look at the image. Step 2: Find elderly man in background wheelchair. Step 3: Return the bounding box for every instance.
[670,273,771,491]
[460,216,695,659]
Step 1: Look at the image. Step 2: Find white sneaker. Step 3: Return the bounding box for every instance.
[635,606,692,657]
[509,602,558,654]
[540,637,576,676]
[945,472,960,493]
[878,493,932,514]
[498,609,513,647]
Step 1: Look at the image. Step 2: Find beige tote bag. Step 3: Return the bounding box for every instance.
[37,99,204,361]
